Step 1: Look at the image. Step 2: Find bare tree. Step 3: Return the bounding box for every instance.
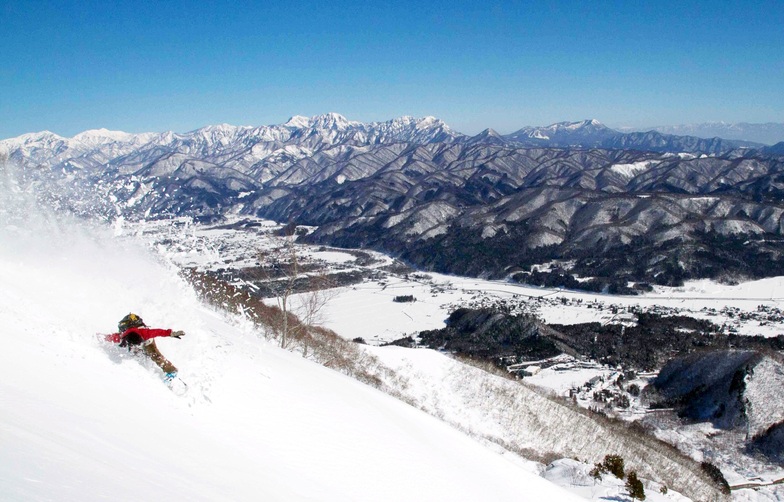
[258,233,336,352]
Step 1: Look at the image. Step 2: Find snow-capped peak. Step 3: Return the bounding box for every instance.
[0,131,69,154]
[363,115,463,144]
[504,119,618,146]
[190,123,251,141]
[415,116,445,130]
[529,119,612,135]
[284,115,311,128]
[280,113,361,132]
[71,128,141,147]
[387,115,416,125]
[478,127,501,137]
[383,115,446,130]
[309,112,354,130]
[466,128,507,146]
[556,119,606,131]
[194,123,244,133]
[3,130,64,146]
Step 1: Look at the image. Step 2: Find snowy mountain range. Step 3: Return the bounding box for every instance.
[4,113,784,287]
[0,114,764,165]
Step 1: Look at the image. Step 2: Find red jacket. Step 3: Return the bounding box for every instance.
[105,327,173,344]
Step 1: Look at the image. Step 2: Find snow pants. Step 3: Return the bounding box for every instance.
[141,340,177,374]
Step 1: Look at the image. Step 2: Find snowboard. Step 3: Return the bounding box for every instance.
[164,374,189,396]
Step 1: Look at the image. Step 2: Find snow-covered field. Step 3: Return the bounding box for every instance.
[139,217,784,341]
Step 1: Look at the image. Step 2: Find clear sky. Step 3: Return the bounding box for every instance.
[1,0,782,138]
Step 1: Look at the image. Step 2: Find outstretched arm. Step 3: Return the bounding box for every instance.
[106,327,185,345]
[123,327,173,342]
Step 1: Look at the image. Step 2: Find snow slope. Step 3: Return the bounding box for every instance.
[0,177,582,500]
[367,346,725,501]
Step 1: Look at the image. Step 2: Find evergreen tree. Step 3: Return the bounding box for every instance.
[602,454,625,479]
[625,471,645,500]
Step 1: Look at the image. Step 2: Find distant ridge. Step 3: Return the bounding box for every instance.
[2,114,763,156]
[619,121,784,146]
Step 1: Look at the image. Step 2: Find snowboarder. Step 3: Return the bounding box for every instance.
[105,313,185,380]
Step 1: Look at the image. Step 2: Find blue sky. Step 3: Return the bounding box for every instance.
[1,0,782,138]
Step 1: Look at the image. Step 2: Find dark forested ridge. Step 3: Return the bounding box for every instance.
[417,307,784,372]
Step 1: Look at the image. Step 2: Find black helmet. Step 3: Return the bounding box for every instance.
[118,313,146,332]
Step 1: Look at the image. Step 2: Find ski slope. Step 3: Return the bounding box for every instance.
[0,183,582,500]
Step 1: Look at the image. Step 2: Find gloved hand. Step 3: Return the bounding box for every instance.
[171,330,185,339]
